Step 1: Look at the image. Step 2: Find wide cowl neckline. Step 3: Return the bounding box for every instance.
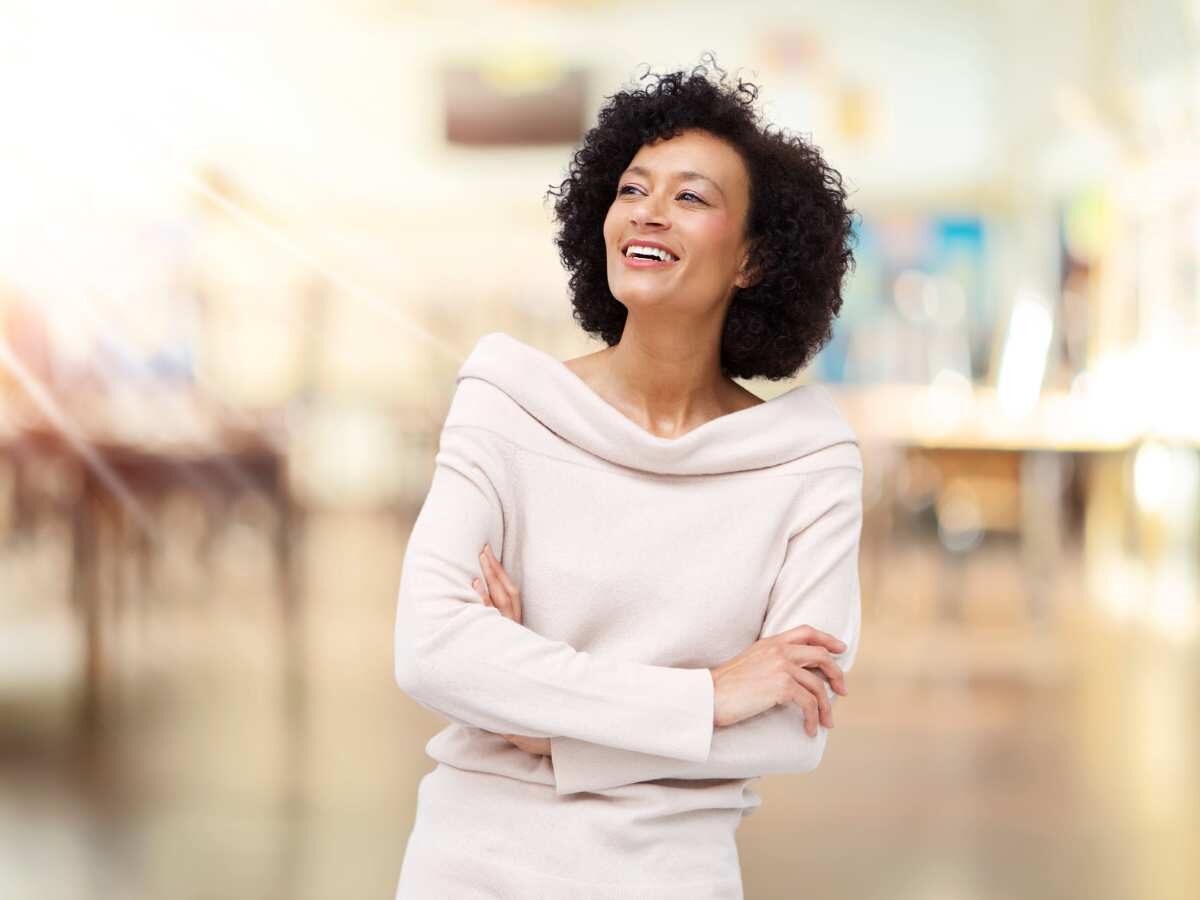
[454,331,858,476]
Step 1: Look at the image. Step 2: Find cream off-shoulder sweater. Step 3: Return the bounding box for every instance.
[393,331,863,900]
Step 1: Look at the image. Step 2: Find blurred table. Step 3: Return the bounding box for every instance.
[826,383,1166,625]
[1,389,296,725]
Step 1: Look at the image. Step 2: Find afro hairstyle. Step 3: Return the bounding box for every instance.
[544,52,858,381]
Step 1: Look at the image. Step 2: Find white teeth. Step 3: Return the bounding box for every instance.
[625,244,677,262]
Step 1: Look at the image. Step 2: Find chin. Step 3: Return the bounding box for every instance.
[610,287,678,310]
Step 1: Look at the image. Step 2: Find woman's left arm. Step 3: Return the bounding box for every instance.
[546,462,863,795]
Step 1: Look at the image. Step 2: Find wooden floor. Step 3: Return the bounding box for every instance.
[0,510,1196,900]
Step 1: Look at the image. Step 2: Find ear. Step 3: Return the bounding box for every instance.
[736,245,762,289]
[736,268,762,289]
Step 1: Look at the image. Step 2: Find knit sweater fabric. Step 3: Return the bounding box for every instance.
[393,331,863,899]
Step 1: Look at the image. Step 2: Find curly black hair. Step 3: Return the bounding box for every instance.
[543,52,858,381]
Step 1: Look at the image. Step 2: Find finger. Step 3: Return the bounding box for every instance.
[504,583,520,625]
[472,578,492,607]
[789,684,821,736]
[790,665,833,728]
[507,575,521,626]
[786,644,847,696]
[480,550,514,620]
[484,544,518,594]
[478,548,499,599]
[781,625,847,655]
[484,545,522,624]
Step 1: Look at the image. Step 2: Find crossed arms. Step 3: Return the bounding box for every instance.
[393,426,862,795]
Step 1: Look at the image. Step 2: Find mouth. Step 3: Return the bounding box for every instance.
[622,254,678,269]
[619,241,680,268]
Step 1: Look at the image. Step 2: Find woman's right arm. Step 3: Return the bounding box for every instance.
[393,424,717,762]
[548,462,863,795]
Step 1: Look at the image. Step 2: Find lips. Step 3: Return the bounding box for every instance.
[622,253,677,269]
[620,238,680,262]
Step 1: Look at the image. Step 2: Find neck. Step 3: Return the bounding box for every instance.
[599,314,730,429]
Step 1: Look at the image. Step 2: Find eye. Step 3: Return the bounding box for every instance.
[617,185,705,204]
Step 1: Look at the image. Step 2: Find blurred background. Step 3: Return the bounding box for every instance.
[1,1,1198,898]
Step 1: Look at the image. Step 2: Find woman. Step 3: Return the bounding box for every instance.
[393,54,862,899]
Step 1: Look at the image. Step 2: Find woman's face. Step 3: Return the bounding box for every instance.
[603,128,756,316]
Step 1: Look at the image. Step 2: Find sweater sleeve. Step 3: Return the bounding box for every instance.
[393,424,716,762]
[549,462,863,795]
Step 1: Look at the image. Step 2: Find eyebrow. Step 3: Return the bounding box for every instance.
[621,165,725,199]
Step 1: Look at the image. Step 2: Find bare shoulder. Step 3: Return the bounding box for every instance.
[561,346,610,382]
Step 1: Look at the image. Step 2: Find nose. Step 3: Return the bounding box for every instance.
[630,190,668,229]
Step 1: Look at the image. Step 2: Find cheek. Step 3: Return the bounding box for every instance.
[687,218,737,267]
[602,206,620,244]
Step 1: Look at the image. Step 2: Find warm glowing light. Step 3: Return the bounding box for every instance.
[996,291,1053,418]
[1134,441,1200,515]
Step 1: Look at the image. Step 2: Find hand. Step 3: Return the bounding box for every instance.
[501,733,551,756]
[472,543,522,624]
[709,625,849,735]
[471,545,550,755]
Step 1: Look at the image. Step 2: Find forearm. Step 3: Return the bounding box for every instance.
[395,427,716,760]
[550,699,837,794]
[550,463,863,795]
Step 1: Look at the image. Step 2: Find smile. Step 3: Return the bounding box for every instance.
[622,254,678,269]
[620,240,681,266]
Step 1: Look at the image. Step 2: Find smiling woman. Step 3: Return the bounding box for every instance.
[605,128,758,322]
[393,52,862,900]
[547,52,858,383]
